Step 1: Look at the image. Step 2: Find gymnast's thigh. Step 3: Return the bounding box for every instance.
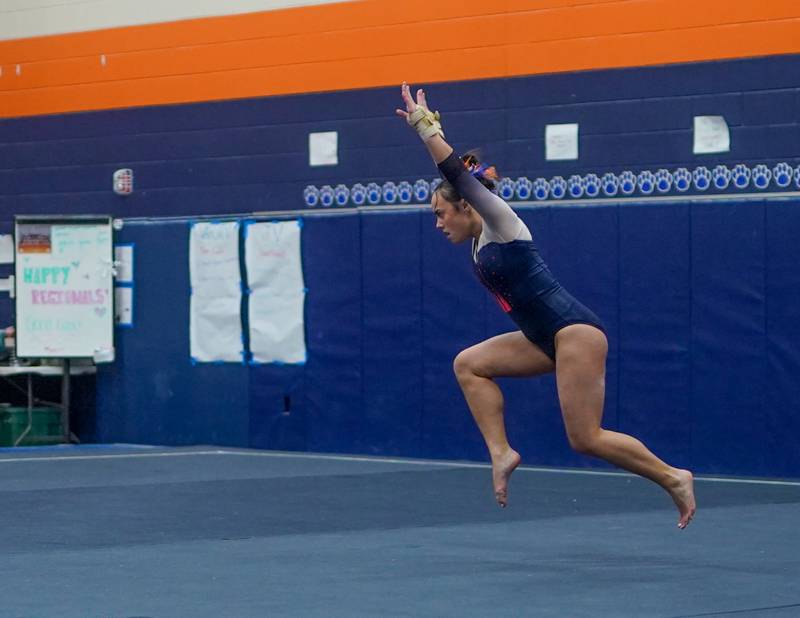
[454,331,556,379]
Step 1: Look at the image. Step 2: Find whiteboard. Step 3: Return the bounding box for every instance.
[15,216,114,359]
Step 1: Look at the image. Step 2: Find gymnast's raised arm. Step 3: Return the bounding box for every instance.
[395,82,522,241]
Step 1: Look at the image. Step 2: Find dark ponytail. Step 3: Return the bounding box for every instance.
[436,151,500,204]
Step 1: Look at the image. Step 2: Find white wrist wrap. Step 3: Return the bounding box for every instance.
[407,106,444,141]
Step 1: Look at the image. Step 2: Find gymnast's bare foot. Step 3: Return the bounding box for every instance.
[492,449,521,508]
[667,468,696,529]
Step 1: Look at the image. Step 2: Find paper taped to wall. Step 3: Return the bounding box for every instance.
[244,220,306,364]
[693,116,730,154]
[189,221,243,363]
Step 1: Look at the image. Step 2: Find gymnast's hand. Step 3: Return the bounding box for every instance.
[395,81,429,121]
[396,82,445,143]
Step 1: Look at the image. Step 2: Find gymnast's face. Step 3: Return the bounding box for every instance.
[431,193,475,244]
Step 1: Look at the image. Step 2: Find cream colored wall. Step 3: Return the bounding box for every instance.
[0,0,347,40]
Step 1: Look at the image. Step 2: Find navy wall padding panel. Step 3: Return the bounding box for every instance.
[95,221,250,446]
[691,201,767,476]
[360,212,423,457]
[420,219,488,461]
[248,365,306,452]
[764,201,800,477]
[618,203,692,467]
[302,215,363,454]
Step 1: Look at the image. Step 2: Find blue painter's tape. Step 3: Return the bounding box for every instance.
[297,218,304,229]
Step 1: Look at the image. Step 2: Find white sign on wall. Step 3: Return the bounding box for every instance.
[244,220,306,364]
[189,221,243,363]
[693,116,730,154]
[545,123,579,161]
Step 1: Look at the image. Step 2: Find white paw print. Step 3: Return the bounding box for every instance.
[584,174,600,198]
[731,164,751,189]
[601,173,619,197]
[568,175,585,198]
[550,176,567,199]
[498,177,515,200]
[533,178,550,200]
[752,165,771,190]
[397,181,413,204]
[382,181,398,204]
[413,179,430,202]
[655,169,673,193]
[693,166,711,191]
[712,165,731,190]
[303,185,320,207]
[600,172,619,197]
[637,170,656,195]
[319,185,335,207]
[430,178,443,193]
[619,171,636,195]
[795,165,800,189]
[673,168,691,192]
[773,163,793,188]
[515,177,532,200]
[366,182,382,204]
[334,184,350,206]
[351,183,367,205]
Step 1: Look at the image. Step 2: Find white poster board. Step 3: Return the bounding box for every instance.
[189,221,243,363]
[244,220,306,364]
[14,216,114,359]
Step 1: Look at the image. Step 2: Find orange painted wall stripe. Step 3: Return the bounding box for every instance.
[0,0,623,63]
[1,0,800,119]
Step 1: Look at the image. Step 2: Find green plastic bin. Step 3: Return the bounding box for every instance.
[0,406,63,446]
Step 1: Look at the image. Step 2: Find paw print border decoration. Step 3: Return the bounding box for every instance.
[304,161,800,206]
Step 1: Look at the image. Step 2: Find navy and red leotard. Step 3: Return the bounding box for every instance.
[438,152,605,360]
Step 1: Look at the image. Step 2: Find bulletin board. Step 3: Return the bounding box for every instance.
[14,216,114,359]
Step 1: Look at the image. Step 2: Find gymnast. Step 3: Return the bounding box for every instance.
[396,83,696,529]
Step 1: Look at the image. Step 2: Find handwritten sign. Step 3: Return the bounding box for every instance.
[15,218,114,358]
[189,221,243,363]
[244,220,306,364]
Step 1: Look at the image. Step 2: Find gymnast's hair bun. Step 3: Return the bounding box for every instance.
[461,152,500,190]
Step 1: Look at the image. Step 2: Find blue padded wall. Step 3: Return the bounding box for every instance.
[95,220,250,446]
[302,215,363,454]
[360,211,423,457]
[79,198,800,479]
[764,201,800,477]
[690,201,767,476]
[618,203,692,467]
[420,212,488,461]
